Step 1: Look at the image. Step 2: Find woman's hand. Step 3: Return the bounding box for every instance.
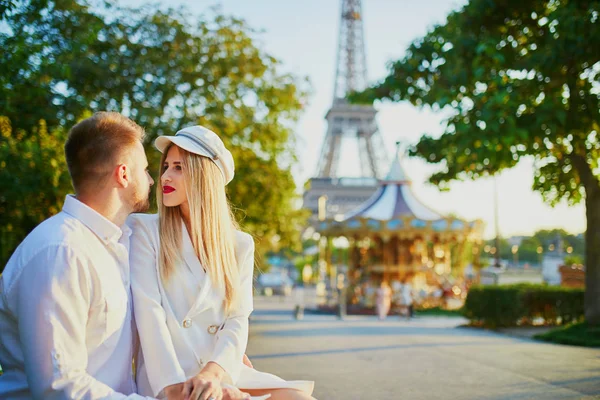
[182,362,225,400]
[242,354,253,369]
[222,386,251,400]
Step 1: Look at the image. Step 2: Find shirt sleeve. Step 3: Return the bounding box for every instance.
[208,237,255,384]
[17,245,153,399]
[129,216,187,397]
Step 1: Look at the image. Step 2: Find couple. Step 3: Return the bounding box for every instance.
[0,112,315,400]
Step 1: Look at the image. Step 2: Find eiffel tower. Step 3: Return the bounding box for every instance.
[303,0,388,220]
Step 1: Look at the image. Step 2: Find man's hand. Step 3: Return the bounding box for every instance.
[242,354,254,369]
[164,383,185,400]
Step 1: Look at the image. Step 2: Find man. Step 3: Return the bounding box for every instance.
[0,112,155,399]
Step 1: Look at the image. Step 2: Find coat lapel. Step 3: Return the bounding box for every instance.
[181,222,215,316]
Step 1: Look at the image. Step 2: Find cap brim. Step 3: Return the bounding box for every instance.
[154,135,211,159]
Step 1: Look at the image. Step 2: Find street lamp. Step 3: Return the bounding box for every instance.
[537,246,543,266]
[511,245,519,267]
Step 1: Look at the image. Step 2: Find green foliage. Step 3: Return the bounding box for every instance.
[517,236,544,263]
[534,229,585,255]
[564,254,584,266]
[464,284,584,328]
[483,229,585,264]
[353,0,600,200]
[464,285,527,328]
[0,118,72,265]
[486,229,585,264]
[535,321,600,347]
[0,0,17,19]
[0,1,309,268]
[414,306,464,317]
[534,229,569,245]
[483,237,542,264]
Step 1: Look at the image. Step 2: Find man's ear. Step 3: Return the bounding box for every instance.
[115,164,129,188]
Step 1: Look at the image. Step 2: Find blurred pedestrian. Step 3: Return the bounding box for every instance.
[401,278,414,319]
[375,281,392,320]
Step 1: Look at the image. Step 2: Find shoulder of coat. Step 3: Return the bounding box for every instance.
[126,213,159,230]
[234,230,254,254]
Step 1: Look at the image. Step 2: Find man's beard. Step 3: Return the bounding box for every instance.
[131,185,152,213]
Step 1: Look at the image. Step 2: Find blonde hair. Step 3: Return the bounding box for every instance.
[158,144,240,314]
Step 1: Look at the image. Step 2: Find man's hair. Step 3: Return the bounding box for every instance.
[65,112,145,193]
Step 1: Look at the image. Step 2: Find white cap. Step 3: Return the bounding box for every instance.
[154,126,235,185]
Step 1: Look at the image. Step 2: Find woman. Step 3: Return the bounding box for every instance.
[128,126,315,400]
[375,281,392,320]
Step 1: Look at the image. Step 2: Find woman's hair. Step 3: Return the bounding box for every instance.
[157,144,240,313]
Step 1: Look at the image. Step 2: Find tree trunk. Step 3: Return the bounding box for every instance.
[585,186,600,325]
[572,154,600,326]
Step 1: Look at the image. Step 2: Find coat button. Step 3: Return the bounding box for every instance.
[183,318,192,328]
[207,325,218,334]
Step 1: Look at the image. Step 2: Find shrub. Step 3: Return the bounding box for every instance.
[463,284,584,328]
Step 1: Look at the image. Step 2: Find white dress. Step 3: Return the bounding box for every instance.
[128,214,314,399]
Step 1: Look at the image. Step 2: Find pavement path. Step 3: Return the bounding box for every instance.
[246,294,600,400]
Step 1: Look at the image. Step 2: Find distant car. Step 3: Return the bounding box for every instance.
[256,273,294,296]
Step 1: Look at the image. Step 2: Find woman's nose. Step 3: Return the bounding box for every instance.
[161,171,171,184]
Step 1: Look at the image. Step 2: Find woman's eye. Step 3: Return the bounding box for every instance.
[175,165,182,171]
[162,165,168,172]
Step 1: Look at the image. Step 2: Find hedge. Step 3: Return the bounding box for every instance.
[463,284,584,328]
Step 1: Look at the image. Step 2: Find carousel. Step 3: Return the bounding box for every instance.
[313,145,484,310]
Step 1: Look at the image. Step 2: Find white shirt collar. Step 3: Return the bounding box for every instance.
[62,195,130,243]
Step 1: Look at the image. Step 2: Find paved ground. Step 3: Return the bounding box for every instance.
[246,294,600,400]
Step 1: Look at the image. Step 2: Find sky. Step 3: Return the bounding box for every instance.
[120,0,586,239]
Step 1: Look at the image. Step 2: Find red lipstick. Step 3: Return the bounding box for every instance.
[163,185,175,194]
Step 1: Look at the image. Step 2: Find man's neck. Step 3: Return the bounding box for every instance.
[76,191,130,228]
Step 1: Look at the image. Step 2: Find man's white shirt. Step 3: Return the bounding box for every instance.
[0,195,153,399]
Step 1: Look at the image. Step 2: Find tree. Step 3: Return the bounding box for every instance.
[518,236,543,264]
[352,0,600,324]
[1,0,309,268]
[0,117,72,265]
[485,236,543,265]
[534,229,569,246]
[534,228,585,255]
[0,1,17,19]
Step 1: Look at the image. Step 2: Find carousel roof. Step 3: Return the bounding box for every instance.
[313,143,483,237]
[343,145,442,222]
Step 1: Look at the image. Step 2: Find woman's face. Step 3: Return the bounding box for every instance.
[161,145,188,208]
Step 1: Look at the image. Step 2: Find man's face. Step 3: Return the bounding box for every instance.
[127,141,154,213]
